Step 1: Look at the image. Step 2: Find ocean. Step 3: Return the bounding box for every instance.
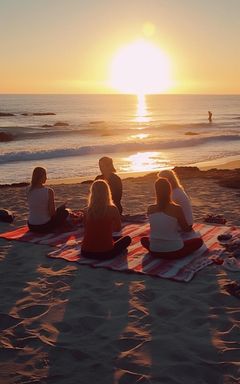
[0,94,239,184]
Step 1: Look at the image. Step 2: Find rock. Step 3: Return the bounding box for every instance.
[0,182,29,189]
[173,166,201,178]
[0,132,14,142]
[185,131,199,135]
[42,124,52,128]
[81,180,94,184]
[0,112,15,117]
[22,112,56,116]
[204,168,240,180]
[53,121,69,127]
[218,177,240,189]
[33,112,56,116]
[90,121,105,125]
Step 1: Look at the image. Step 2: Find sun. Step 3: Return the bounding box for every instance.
[109,39,172,95]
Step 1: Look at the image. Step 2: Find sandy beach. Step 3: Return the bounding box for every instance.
[1,0,240,380]
[0,163,240,383]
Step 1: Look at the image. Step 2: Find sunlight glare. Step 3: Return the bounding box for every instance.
[123,152,169,173]
[110,39,172,95]
[131,133,149,140]
[135,94,150,122]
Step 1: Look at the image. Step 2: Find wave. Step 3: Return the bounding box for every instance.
[0,134,240,164]
[1,120,239,142]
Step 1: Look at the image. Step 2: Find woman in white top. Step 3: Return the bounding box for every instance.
[141,178,203,259]
[158,169,193,227]
[27,167,68,233]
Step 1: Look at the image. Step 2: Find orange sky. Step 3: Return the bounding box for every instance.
[1,0,240,94]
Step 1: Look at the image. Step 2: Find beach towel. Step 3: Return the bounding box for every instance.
[0,222,137,247]
[0,225,85,246]
[0,213,147,245]
[48,223,234,282]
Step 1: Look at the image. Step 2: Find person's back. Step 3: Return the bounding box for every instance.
[172,187,193,226]
[96,157,123,214]
[141,177,203,259]
[27,166,69,233]
[27,187,51,225]
[158,169,193,226]
[81,179,131,259]
[149,208,183,252]
[82,206,115,252]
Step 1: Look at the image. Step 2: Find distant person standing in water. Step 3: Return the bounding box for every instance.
[95,157,123,214]
[208,111,212,122]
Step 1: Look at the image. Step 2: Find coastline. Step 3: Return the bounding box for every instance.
[192,154,240,171]
[46,154,240,185]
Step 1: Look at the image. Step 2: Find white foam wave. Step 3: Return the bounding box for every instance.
[0,134,239,164]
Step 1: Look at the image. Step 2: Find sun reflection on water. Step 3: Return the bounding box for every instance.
[122,151,170,173]
[131,133,149,140]
[135,94,150,123]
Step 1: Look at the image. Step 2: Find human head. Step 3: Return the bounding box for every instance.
[99,156,116,175]
[155,177,172,209]
[88,179,113,218]
[30,167,47,189]
[158,169,182,190]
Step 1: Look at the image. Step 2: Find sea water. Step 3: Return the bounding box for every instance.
[0,94,239,184]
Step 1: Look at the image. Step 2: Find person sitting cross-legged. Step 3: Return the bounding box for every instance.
[141,177,203,259]
[81,180,131,259]
[27,167,69,233]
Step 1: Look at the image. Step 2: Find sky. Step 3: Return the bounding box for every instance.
[0,0,240,94]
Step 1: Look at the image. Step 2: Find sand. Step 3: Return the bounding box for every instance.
[0,164,240,384]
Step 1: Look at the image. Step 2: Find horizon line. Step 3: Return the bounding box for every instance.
[1,92,240,96]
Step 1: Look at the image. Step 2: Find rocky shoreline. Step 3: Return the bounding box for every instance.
[0,166,239,190]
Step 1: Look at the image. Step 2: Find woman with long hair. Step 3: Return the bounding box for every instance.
[27,167,69,232]
[81,180,131,259]
[158,169,193,227]
[95,156,123,214]
[141,177,203,259]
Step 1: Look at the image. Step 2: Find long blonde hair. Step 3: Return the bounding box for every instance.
[30,167,46,190]
[158,169,183,190]
[87,180,114,219]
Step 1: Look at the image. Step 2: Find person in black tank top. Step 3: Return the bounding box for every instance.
[95,157,123,214]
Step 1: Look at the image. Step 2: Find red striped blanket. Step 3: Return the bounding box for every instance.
[0,225,84,246]
[48,223,233,282]
[1,223,237,282]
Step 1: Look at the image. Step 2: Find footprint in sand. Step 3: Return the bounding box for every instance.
[116,337,145,352]
[18,304,49,318]
[0,313,22,330]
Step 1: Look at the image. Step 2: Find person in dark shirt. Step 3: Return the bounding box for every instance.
[95,157,123,214]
